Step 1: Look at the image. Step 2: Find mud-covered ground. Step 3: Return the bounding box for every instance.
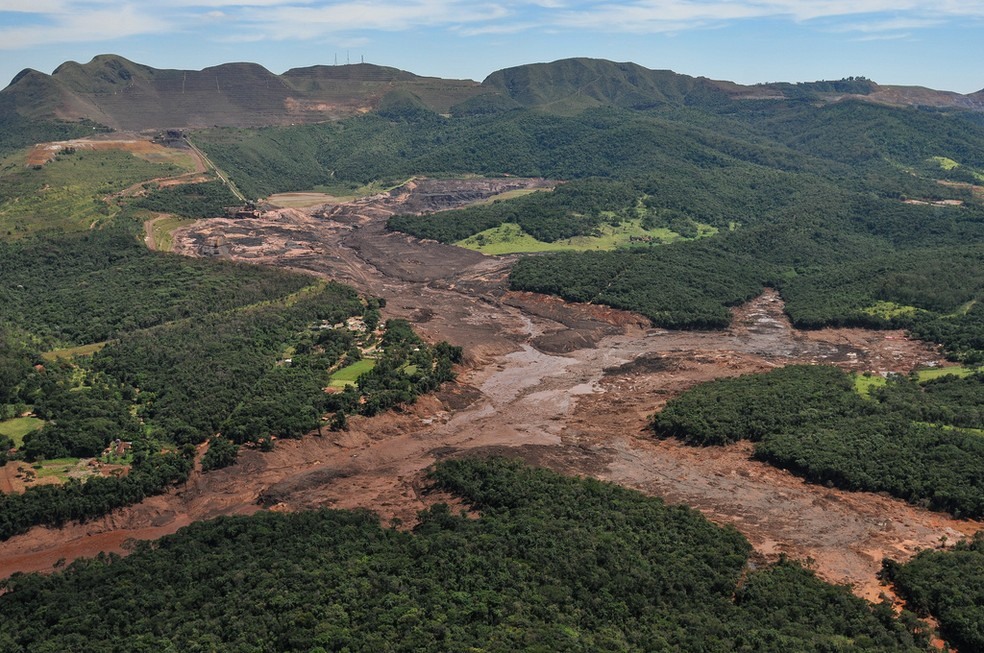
[2,178,978,606]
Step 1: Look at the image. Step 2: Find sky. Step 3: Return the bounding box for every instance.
[1,1,983,94]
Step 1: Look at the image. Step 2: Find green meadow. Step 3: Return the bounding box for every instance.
[328,359,376,388]
[455,218,716,255]
[0,417,44,447]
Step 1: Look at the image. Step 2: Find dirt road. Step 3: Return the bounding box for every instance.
[1,179,977,604]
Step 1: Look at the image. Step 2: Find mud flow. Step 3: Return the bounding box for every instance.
[2,178,977,605]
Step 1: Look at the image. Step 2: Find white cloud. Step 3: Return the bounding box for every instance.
[838,16,943,33]
[853,32,915,42]
[0,5,167,50]
[242,1,512,40]
[533,0,984,33]
[0,0,69,12]
[457,21,540,35]
[2,0,983,51]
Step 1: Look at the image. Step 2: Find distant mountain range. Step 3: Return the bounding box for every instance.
[3,55,983,131]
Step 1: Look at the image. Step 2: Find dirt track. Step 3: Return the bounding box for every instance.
[1,178,978,603]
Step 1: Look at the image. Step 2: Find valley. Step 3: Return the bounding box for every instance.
[2,54,983,650]
[1,178,974,606]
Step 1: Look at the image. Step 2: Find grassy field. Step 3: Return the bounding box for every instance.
[914,365,982,381]
[32,458,81,481]
[930,156,960,171]
[853,373,887,398]
[855,365,982,398]
[0,149,185,238]
[0,417,44,447]
[328,359,376,388]
[466,187,548,207]
[862,301,921,320]
[455,218,717,255]
[313,178,414,200]
[148,215,197,252]
[267,192,343,208]
[42,342,108,362]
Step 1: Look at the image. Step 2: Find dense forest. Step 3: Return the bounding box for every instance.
[882,531,984,653]
[0,459,929,652]
[131,179,239,218]
[652,365,984,517]
[0,214,461,536]
[0,225,312,346]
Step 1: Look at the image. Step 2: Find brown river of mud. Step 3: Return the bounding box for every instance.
[1,178,979,605]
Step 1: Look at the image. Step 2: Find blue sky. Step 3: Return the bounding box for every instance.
[1,1,983,93]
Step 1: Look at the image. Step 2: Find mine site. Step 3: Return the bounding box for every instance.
[0,177,976,606]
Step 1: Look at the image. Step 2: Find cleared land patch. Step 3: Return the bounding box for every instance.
[853,373,887,398]
[862,301,922,320]
[915,364,983,381]
[0,417,44,447]
[267,192,343,208]
[465,187,547,206]
[854,364,982,397]
[455,218,716,255]
[41,342,107,362]
[328,359,376,388]
[26,139,197,169]
[145,214,198,252]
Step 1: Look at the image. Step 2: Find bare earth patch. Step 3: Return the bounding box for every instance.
[2,178,977,609]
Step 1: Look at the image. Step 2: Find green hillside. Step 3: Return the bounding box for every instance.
[0,55,484,131]
[479,58,731,114]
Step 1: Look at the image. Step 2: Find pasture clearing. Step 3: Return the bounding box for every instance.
[329,359,376,388]
[455,218,716,255]
[853,373,887,398]
[854,364,982,398]
[0,417,44,447]
[466,187,547,207]
[267,192,343,208]
[862,301,921,320]
[42,342,107,362]
[914,365,982,381]
[26,139,197,170]
[32,458,81,481]
[145,214,197,252]
[929,156,960,171]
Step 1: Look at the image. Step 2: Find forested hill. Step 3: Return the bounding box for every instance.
[3,55,984,133]
[0,55,484,131]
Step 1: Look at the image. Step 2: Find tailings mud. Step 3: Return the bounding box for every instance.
[1,178,977,603]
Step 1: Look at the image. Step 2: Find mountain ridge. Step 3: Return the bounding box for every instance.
[3,54,983,131]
